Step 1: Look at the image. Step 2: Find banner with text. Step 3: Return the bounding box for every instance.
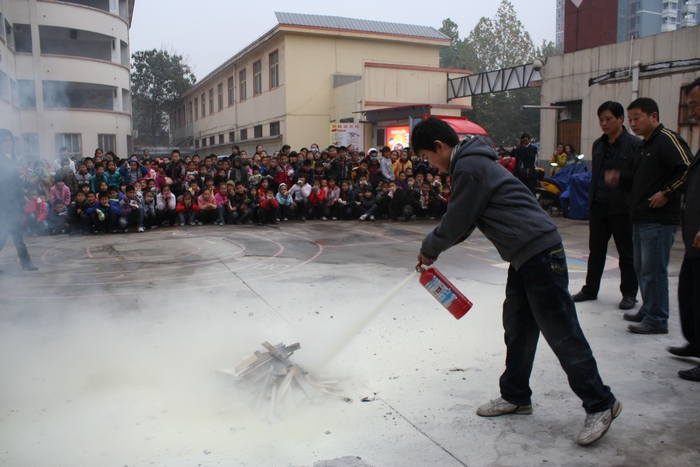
[330,124,363,150]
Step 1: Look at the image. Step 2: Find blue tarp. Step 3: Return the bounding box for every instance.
[560,171,592,220]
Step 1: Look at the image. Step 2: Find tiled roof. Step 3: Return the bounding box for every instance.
[275,12,449,41]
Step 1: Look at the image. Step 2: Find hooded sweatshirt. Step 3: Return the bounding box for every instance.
[420,136,561,271]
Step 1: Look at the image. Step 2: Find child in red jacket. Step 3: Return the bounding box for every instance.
[258,188,279,225]
[176,191,200,226]
[23,189,49,236]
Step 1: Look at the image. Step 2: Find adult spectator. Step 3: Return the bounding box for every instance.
[143,148,150,160]
[513,133,538,195]
[165,150,187,196]
[573,101,640,310]
[0,129,38,272]
[564,144,579,165]
[668,78,700,381]
[607,98,692,334]
[413,117,619,446]
[52,147,75,173]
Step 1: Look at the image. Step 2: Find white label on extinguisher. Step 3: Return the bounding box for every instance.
[425,276,457,308]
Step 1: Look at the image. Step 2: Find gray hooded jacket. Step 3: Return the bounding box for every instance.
[420,136,561,270]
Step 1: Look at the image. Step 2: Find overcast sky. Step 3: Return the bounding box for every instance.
[129,0,556,80]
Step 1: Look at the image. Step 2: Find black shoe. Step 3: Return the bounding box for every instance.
[678,366,700,382]
[21,261,39,271]
[668,345,700,358]
[623,311,644,322]
[573,290,596,302]
[619,296,637,310]
[628,323,668,334]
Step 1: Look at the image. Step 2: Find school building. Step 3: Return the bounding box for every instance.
[169,12,473,155]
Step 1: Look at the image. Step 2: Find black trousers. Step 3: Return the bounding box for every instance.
[0,220,31,265]
[678,254,700,354]
[582,202,637,298]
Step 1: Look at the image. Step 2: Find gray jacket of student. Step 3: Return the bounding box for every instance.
[420,136,561,271]
[683,148,700,257]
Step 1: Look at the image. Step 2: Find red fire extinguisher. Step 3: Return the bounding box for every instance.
[416,263,473,320]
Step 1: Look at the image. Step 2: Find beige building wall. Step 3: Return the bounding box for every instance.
[540,25,700,158]
[0,0,133,161]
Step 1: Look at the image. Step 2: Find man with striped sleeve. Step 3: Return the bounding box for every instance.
[606,97,693,334]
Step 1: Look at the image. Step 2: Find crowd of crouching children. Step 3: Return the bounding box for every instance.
[19,144,453,236]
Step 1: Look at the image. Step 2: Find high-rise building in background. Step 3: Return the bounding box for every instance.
[0,1,135,161]
[560,0,697,53]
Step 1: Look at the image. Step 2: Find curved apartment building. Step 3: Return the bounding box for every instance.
[0,0,134,161]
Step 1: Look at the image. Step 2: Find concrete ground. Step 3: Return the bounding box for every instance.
[0,217,698,467]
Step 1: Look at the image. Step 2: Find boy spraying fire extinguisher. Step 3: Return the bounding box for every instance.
[412,117,620,446]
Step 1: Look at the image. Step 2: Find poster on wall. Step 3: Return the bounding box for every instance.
[330,124,364,150]
[386,126,410,151]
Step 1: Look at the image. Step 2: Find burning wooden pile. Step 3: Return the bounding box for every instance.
[217,341,349,420]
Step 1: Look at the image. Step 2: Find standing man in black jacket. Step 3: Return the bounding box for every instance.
[607,98,693,334]
[513,133,538,195]
[668,78,700,381]
[573,102,640,310]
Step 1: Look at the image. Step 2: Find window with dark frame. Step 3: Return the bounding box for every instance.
[229,131,235,142]
[239,69,247,101]
[269,50,279,89]
[187,102,193,124]
[98,134,116,153]
[228,77,234,106]
[194,97,199,120]
[219,134,224,144]
[270,121,280,136]
[195,139,199,149]
[254,125,263,138]
[55,133,82,158]
[209,89,214,114]
[209,136,215,146]
[201,93,206,116]
[22,133,39,157]
[253,60,262,95]
[218,83,223,111]
[202,138,207,147]
[240,128,248,140]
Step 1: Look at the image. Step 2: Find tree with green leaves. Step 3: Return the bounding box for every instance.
[438,1,561,145]
[131,49,196,147]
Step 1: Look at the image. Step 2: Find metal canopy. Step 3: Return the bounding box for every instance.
[447,64,543,100]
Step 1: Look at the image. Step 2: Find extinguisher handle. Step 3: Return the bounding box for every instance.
[415,262,425,273]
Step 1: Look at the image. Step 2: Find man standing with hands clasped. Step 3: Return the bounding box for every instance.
[573,102,640,310]
[412,117,620,446]
[606,98,692,334]
[668,78,700,381]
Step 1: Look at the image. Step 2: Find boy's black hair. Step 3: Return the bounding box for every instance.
[684,77,700,95]
[158,162,167,170]
[364,186,374,193]
[54,175,65,184]
[235,181,244,187]
[94,162,104,169]
[171,149,181,156]
[410,117,460,154]
[597,101,625,119]
[106,151,116,157]
[108,187,118,194]
[182,191,193,199]
[162,184,172,191]
[98,191,109,199]
[125,185,135,192]
[281,144,291,151]
[78,161,87,168]
[520,133,531,140]
[338,146,347,152]
[627,97,660,118]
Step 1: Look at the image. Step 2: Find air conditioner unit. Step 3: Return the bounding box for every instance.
[132,130,138,139]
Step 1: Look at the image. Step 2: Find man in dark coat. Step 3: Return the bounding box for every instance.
[165,149,186,196]
[0,129,38,272]
[513,133,538,195]
[572,101,640,310]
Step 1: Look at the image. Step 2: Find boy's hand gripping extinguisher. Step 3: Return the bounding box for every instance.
[416,263,473,319]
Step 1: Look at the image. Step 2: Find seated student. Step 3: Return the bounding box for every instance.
[257,178,270,198]
[436,184,451,215]
[90,163,108,193]
[87,191,121,234]
[197,188,218,225]
[118,185,145,232]
[46,200,69,235]
[227,182,249,225]
[78,183,91,198]
[214,183,229,225]
[105,160,123,189]
[425,173,442,195]
[155,163,170,191]
[50,176,71,208]
[247,186,260,223]
[335,179,356,220]
[187,180,201,202]
[387,180,414,221]
[67,191,92,234]
[23,189,49,236]
[55,158,78,196]
[314,161,328,182]
[322,178,340,220]
[288,174,311,221]
[142,190,157,228]
[412,181,440,219]
[352,174,372,197]
[248,166,263,188]
[258,188,280,225]
[275,183,293,221]
[396,171,408,189]
[307,180,325,220]
[176,191,199,226]
[357,186,378,222]
[156,185,177,227]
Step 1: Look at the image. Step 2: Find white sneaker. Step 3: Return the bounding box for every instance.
[476,397,532,417]
[332,217,337,220]
[322,217,327,221]
[369,215,375,222]
[137,227,145,233]
[577,400,622,446]
[359,214,367,221]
